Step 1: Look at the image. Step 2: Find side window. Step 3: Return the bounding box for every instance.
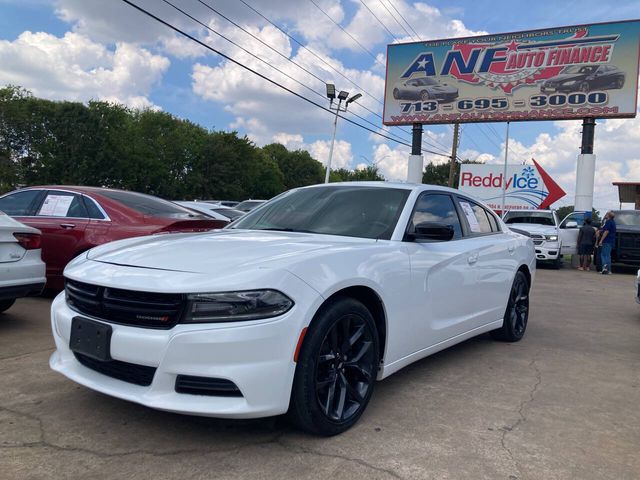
[0,190,42,216]
[37,191,88,218]
[410,193,463,239]
[82,196,106,219]
[458,199,493,234]
[486,211,500,232]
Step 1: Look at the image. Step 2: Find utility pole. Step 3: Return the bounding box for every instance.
[447,123,460,187]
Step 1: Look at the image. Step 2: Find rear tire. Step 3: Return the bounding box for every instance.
[289,297,379,436]
[0,299,16,313]
[491,271,529,342]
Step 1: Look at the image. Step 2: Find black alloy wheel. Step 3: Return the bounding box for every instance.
[491,271,529,342]
[420,90,431,101]
[579,81,590,92]
[615,77,624,89]
[289,297,379,436]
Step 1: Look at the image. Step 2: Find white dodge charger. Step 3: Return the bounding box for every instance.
[50,182,535,435]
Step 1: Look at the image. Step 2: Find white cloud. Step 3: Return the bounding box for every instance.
[0,31,169,109]
[308,139,353,168]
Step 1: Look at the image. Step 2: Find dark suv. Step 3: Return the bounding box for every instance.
[602,210,640,268]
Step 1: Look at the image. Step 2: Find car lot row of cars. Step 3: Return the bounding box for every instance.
[0,186,267,307]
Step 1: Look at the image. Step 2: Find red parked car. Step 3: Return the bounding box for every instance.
[0,186,227,289]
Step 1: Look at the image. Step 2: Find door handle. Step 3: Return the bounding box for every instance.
[508,245,515,254]
[467,253,478,264]
[60,223,76,229]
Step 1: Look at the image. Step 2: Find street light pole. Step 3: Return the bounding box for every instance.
[324,84,361,184]
[325,101,341,184]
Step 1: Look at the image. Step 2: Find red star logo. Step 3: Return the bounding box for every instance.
[506,40,519,52]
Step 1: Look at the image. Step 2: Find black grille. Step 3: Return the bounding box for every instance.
[66,279,185,329]
[175,375,243,397]
[619,233,640,250]
[74,352,156,386]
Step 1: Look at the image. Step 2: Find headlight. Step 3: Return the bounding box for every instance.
[183,290,293,323]
[545,235,558,241]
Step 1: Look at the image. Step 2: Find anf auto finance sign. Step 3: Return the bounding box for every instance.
[459,160,566,211]
[383,20,640,125]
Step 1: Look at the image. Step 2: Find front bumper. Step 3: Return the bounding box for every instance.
[534,242,561,261]
[49,288,311,418]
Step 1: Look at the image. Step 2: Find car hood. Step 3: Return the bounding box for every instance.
[429,85,457,93]
[506,223,557,235]
[616,225,640,233]
[86,229,371,274]
[546,73,585,83]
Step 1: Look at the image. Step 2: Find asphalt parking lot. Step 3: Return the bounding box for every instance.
[1,268,639,480]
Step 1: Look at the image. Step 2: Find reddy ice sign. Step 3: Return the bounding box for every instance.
[458,160,566,211]
[383,20,640,125]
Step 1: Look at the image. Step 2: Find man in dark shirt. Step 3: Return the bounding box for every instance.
[577,217,596,271]
[598,211,616,275]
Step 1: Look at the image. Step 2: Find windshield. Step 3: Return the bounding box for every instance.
[98,190,200,217]
[503,212,555,226]
[414,77,437,86]
[230,185,410,240]
[614,212,640,226]
[563,65,596,75]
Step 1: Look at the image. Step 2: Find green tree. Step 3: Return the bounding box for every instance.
[330,165,384,182]
[422,159,483,187]
[555,205,601,224]
[262,143,324,190]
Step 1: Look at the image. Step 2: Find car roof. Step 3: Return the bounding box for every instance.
[298,181,458,193]
[16,185,133,195]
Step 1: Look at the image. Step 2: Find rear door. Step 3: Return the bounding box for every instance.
[26,190,90,282]
[455,196,517,328]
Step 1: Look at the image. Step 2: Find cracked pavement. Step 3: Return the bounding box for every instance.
[1,268,639,479]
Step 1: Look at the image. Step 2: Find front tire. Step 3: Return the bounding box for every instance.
[289,297,379,436]
[420,90,431,101]
[0,299,16,313]
[491,271,529,342]
[579,81,590,92]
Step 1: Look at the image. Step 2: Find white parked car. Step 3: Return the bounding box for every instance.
[503,209,576,268]
[175,201,245,222]
[0,211,46,313]
[50,183,535,435]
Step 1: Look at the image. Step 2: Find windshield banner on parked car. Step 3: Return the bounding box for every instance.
[458,160,566,212]
[383,20,640,125]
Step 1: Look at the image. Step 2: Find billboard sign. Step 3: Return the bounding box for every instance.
[458,160,566,211]
[384,20,640,125]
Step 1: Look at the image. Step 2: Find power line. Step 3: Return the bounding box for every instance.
[377,0,416,40]
[120,0,451,157]
[160,0,412,147]
[235,0,451,155]
[358,0,398,41]
[308,0,384,67]
[386,0,420,39]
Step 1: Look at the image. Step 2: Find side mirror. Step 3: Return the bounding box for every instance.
[565,221,578,229]
[409,222,455,242]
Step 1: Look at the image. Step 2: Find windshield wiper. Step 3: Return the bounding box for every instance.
[259,227,314,233]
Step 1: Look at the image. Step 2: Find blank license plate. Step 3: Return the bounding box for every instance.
[69,317,112,361]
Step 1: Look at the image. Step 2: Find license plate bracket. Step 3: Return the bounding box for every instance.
[70,317,112,361]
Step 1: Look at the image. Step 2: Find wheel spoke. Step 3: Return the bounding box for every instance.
[318,353,336,364]
[341,372,365,404]
[348,324,365,347]
[329,326,338,352]
[344,363,372,381]
[334,375,347,420]
[323,378,336,416]
[345,341,372,364]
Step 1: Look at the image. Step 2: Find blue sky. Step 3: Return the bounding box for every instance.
[0,0,639,209]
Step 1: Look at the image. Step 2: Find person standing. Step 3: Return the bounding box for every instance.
[577,217,596,271]
[598,211,616,275]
